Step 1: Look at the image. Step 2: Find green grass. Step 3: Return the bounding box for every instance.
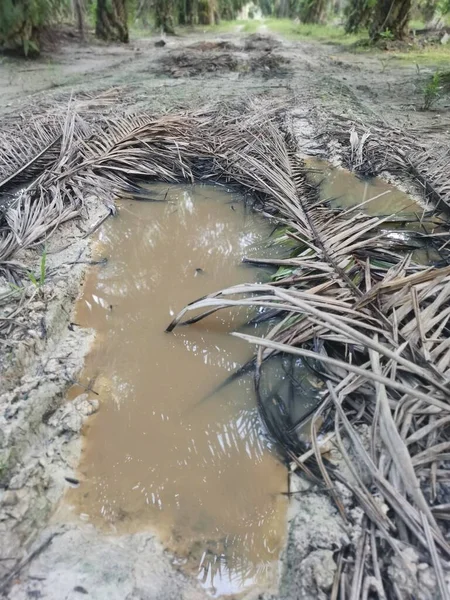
[184,17,366,45]
[389,45,450,67]
[27,246,47,289]
[265,17,450,67]
[185,19,261,34]
[409,18,427,30]
[263,18,366,45]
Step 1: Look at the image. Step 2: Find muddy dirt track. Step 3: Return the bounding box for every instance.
[1,26,449,131]
[1,25,450,600]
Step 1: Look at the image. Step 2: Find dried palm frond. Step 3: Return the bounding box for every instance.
[0,110,93,274]
[0,122,61,195]
[408,144,450,213]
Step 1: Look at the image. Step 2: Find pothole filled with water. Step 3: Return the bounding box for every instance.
[306,157,421,216]
[58,161,443,598]
[61,184,288,597]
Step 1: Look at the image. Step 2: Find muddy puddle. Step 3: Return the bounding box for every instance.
[306,157,422,216]
[306,157,446,264]
[62,184,288,597]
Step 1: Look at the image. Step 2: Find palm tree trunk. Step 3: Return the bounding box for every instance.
[154,0,176,33]
[370,0,412,40]
[187,0,198,23]
[299,0,328,24]
[345,0,374,33]
[73,0,85,40]
[96,0,129,42]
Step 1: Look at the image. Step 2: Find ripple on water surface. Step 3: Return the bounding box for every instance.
[64,184,288,597]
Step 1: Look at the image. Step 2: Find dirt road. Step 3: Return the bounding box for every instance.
[1,26,449,130]
[0,25,449,600]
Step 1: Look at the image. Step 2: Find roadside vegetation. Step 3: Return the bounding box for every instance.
[1,0,450,54]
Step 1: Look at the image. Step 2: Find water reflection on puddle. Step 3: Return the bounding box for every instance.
[305,157,422,215]
[305,157,445,264]
[64,184,288,597]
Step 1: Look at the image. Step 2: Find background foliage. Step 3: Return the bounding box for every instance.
[1,0,450,55]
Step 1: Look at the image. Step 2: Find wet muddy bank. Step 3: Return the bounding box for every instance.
[0,200,105,590]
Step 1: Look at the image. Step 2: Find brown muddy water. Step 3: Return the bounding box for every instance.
[306,157,421,215]
[63,184,288,597]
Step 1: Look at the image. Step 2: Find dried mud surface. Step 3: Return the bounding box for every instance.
[0,25,449,600]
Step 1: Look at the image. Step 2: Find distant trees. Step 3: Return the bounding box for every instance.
[177,0,193,25]
[176,0,227,25]
[289,0,412,38]
[276,0,327,21]
[218,0,244,20]
[420,0,437,22]
[167,0,416,38]
[219,0,235,20]
[0,0,434,56]
[197,0,216,24]
[136,0,153,26]
[274,0,290,17]
[344,0,413,39]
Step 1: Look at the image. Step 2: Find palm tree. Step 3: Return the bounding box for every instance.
[0,0,66,55]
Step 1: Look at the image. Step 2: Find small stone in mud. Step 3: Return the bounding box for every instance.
[194,268,204,276]
[75,397,99,417]
[1,491,19,506]
[65,476,80,487]
[73,586,89,594]
[59,410,83,434]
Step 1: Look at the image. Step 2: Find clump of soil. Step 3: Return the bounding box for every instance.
[244,33,280,52]
[250,52,291,76]
[187,40,238,51]
[159,50,243,77]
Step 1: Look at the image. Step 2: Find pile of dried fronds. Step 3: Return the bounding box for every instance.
[159,50,243,77]
[159,48,290,78]
[1,94,450,597]
[188,40,238,52]
[244,32,281,51]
